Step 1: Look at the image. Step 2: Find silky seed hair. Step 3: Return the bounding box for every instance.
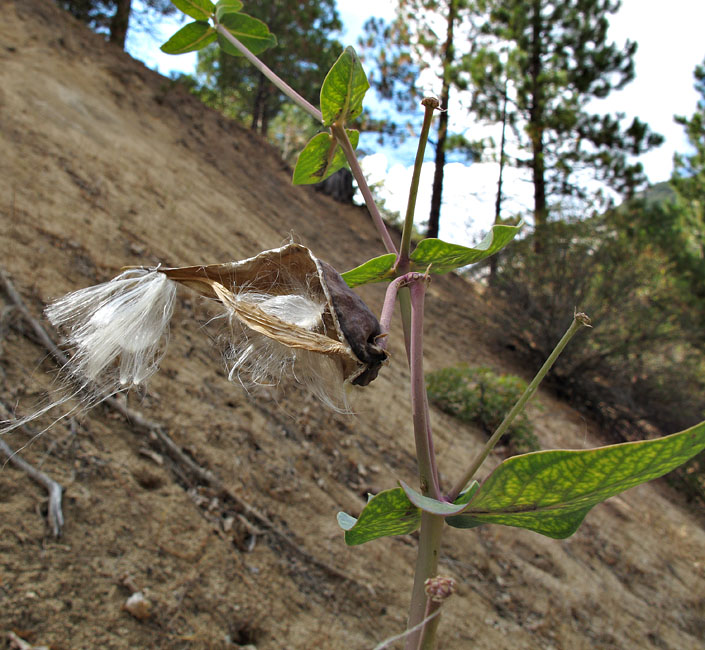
[220,279,352,413]
[2,269,177,438]
[45,269,176,391]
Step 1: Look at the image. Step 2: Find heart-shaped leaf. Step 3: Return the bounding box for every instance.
[337,487,421,545]
[218,13,277,56]
[161,21,216,54]
[320,46,369,127]
[446,420,705,539]
[170,0,215,21]
[292,130,359,185]
[409,224,521,274]
[341,254,397,288]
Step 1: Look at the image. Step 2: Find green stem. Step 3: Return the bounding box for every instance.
[448,312,592,501]
[331,124,397,255]
[400,98,439,266]
[214,24,323,123]
[404,513,444,650]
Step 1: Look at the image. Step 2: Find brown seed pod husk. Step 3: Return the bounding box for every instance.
[160,243,387,387]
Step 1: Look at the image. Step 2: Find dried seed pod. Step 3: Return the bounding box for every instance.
[161,244,388,408]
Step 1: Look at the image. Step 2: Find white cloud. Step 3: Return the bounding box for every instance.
[588,0,705,182]
[361,155,533,243]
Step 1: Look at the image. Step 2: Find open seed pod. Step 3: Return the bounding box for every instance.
[161,244,387,407]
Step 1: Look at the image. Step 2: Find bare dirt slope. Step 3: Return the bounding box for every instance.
[1,2,703,648]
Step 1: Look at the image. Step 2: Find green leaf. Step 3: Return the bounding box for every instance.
[446,421,705,539]
[161,21,216,55]
[337,488,421,546]
[292,130,360,185]
[454,481,481,505]
[400,480,479,516]
[217,13,277,56]
[320,46,370,127]
[214,0,242,21]
[341,254,397,288]
[170,0,215,20]
[409,224,521,274]
[341,224,522,287]
[336,511,357,531]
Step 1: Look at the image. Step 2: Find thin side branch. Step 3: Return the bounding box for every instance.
[373,608,441,650]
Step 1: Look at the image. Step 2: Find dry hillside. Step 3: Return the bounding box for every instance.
[1,1,704,648]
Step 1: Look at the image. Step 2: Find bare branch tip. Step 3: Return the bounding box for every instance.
[421,96,441,110]
[574,311,592,328]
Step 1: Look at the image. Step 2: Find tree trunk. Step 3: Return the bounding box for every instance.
[528,0,547,251]
[251,73,266,132]
[109,0,131,49]
[489,77,508,285]
[426,0,458,240]
[260,89,272,136]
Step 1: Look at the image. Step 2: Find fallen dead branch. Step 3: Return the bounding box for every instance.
[0,429,64,538]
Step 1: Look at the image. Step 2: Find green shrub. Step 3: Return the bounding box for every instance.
[426,365,540,455]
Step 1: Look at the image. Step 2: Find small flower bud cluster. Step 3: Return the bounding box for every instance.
[424,575,456,603]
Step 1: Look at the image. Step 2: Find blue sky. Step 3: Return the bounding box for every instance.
[126,0,705,244]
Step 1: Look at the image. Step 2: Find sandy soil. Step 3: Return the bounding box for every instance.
[1,2,704,648]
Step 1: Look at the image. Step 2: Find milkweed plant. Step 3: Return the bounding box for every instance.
[4,1,705,648]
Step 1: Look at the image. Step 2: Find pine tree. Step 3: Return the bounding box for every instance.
[672,58,705,244]
[195,0,342,136]
[664,57,705,335]
[361,0,481,238]
[471,0,662,240]
[466,45,519,281]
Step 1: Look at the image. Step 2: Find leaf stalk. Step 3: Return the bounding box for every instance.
[448,312,592,501]
[214,23,323,123]
[331,123,398,255]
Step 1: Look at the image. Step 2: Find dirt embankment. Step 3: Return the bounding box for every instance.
[1,1,704,648]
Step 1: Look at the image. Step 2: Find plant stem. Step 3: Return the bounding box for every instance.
[379,274,425,347]
[408,280,441,498]
[403,278,444,650]
[448,312,592,501]
[400,98,439,266]
[418,598,444,650]
[398,286,412,361]
[373,609,441,650]
[214,24,323,123]
[331,124,398,255]
[379,276,406,339]
[215,25,397,257]
[405,513,444,650]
